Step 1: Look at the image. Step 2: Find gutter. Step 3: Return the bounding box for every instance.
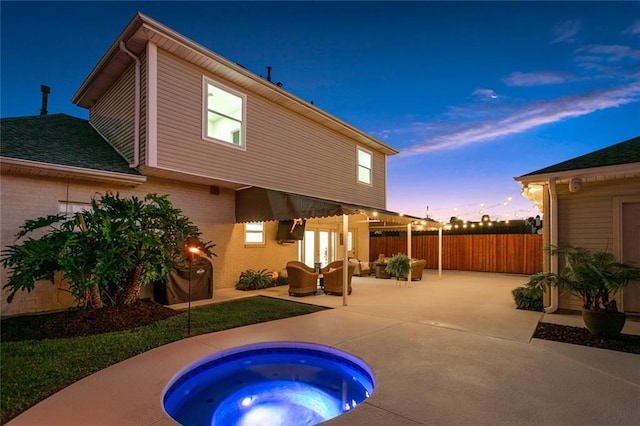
[544,177,559,314]
[119,41,141,168]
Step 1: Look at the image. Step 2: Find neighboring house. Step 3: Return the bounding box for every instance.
[515,136,640,314]
[1,13,411,316]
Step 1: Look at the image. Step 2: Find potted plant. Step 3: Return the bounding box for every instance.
[527,244,640,337]
[385,253,411,280]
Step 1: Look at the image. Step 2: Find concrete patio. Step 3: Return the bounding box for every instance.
[9,270,640,425]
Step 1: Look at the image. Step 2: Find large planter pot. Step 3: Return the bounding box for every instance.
[581,309,626,338]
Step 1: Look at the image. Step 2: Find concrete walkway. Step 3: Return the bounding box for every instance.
[9,270,640,425]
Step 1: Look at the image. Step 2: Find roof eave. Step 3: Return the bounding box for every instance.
[0,157,147,187]
[514,162,640,186]
[71,13,398,156]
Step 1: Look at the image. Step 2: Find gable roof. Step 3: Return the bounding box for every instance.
[71,12,398,156]
[0,114,145,184]
[521,136,640,177]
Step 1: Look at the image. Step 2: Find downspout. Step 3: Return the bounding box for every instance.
[119,41,140,168]
[545,177,559,313]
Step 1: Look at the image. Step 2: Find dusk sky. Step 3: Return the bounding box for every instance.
[2,1,639,222]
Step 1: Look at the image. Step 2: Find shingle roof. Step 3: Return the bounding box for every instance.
[522,136,640,177]
[0,114,141,176]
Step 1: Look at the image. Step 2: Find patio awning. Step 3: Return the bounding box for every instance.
[235,186,421,225]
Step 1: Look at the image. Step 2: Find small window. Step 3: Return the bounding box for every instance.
[245,222,265,245]
[203,77,246,148]
[357,147,372,184]
[58,201,91,219]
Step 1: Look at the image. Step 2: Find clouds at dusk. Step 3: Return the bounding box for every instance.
[552,20,581,44]
[503,71,575,87]
[387,19,640,157]
[623,21,640,35]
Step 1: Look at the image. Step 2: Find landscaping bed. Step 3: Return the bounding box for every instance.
[534,322,640,355]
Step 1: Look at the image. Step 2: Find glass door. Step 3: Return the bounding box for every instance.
[303,230,315,268]
[302,228,336,268]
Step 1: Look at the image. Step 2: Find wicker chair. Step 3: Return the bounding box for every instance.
[322,261,355,295]
[286,261,319,296]
[410,259,427,281]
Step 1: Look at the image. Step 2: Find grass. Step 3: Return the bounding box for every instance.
[0,296,325,424]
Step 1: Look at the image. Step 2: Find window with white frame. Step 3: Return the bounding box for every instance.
[203,77,245,148]
[245,222,265,245]
[357,147,372,184]
[58,201,91,219]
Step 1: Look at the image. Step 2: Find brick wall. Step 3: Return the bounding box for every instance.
[1,172,296,316]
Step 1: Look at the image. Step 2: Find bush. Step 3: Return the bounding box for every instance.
[274,275,289,286]
[236,269,275,291]
[512,286,543,312]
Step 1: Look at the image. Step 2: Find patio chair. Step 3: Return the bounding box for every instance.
[286,261,319,296]
[322,261,355,295]
[410,259,427,281]
[349,257,371,276]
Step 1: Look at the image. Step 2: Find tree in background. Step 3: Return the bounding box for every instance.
[2,192,215,309]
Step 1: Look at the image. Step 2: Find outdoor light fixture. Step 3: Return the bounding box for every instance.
[185,245,202,337]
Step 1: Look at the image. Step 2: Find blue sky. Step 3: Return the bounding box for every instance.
[2,1,639,221]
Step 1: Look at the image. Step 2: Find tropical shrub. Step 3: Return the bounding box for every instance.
[527,244,640,312]
[512,286,543,311]
[236,269,275,291]
[274,275,289,286]
[1,192,214,309]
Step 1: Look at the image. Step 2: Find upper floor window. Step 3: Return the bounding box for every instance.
[357,147,372,184]
[203,77,246,148]
[245,222,265,245]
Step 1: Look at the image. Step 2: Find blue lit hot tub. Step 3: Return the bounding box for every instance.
[163,342,375,425]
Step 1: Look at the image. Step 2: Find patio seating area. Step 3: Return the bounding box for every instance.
[9,270,640,425]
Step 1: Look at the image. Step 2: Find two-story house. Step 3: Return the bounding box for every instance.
[1,12,414,315]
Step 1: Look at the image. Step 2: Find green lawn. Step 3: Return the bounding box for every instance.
[0,297,325,424]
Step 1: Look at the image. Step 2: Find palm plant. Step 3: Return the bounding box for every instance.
[2,192,215,309]
[527,244,640,312]
[385,253,411,279]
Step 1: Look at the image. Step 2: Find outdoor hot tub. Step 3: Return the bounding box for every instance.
[163,342,375,425]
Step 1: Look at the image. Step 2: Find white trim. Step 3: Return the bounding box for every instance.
[202,76,247,151]
[0,157,147,185]
[146,42,158,167]
[515,162,640,186]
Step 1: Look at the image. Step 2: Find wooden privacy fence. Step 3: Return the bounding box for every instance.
[370,234,543,275]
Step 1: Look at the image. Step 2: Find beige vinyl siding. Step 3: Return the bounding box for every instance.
[154,49,386,208]
[556,177,640,310]
[90,64,137,163]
